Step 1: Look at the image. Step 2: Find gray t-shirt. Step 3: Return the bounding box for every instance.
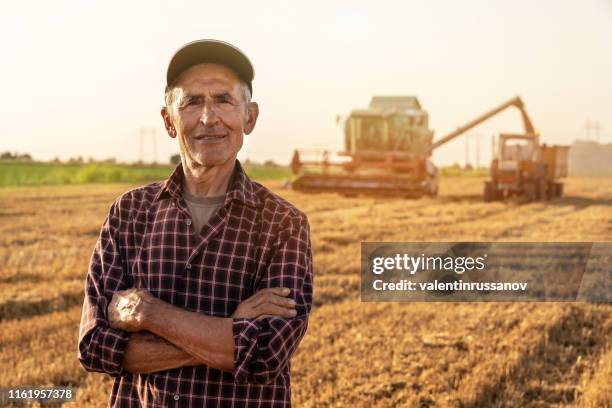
[182,189,225,235]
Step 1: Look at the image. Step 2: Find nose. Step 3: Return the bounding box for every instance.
[200,101,219,126]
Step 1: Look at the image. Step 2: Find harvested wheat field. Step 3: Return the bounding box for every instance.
[1,176,610,407]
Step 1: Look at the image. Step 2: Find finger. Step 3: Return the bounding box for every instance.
[263,294,296,309]
[255,303,297,318]
[239,287,293,311]
[237,289,267,309]
[257,287,291,297]
[247,287,289,307]
[272,287,291,296]
[259,289,293,306]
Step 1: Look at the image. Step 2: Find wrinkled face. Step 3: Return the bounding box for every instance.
[162,64,257,168]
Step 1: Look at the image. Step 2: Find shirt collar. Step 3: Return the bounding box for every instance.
[154,159,259,209]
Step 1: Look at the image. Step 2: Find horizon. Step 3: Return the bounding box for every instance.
[2,137,611,168]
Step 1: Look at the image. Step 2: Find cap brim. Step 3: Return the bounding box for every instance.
[166,39,254,95]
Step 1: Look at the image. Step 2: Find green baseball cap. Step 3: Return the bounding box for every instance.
[166,39,254,95]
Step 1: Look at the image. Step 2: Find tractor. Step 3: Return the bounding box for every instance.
[485,133,569,201]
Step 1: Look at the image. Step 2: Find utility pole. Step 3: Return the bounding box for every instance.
[139,127,145,164]
[585,120,601,141]
[491,134,496,161]
[139,127,158,164]
[475,134,480,169]
[465,135,470,168]
[152,129,158,164]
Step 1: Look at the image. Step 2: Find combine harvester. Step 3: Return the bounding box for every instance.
[291,95,568,200]
[291,96,437,197]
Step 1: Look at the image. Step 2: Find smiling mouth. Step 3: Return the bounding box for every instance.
[193,134,227,141]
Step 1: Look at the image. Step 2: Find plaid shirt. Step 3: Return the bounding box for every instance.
[78,160,313,407]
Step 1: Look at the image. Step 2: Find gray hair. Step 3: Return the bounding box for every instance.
[164,80,251,119]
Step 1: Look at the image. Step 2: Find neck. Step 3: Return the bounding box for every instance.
[182,158,235,197]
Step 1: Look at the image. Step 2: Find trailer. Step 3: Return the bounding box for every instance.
[484,134,569,201]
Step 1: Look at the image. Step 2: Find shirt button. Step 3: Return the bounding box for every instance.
[173,394,179,401]
[186,219,192,226]
[186,264,191,269]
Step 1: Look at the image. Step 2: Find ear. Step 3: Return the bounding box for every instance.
[243,102,259,135]
[161,107,177,138]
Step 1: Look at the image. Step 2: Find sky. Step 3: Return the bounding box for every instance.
[1,0,611,166]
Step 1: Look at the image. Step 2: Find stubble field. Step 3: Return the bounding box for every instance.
[0,176,610,407]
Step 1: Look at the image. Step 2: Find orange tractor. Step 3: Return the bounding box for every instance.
[485,133,569,201]
[290,95,567,199]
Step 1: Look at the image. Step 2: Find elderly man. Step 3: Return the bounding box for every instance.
[78,39,313,407]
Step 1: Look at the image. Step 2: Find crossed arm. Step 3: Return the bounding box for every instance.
[108,287,296,374]
[78,200,312,382]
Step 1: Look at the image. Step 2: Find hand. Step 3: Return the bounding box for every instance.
[108,288,158,332]
[231,287,296,320]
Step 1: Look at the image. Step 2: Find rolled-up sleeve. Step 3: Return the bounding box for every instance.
[77,199,131,378]
[232,213,313,384]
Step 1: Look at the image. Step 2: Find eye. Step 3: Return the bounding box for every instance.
[180,97,202,109]
[216,94,232,104]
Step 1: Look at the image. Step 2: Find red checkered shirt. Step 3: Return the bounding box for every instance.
[78,160,313,407]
